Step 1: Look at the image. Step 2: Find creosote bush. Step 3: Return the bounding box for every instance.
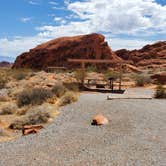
[59,91,78,106]
[9,111,51,130]
[52,84,66,97]
[0,103,17,115]
[74,70,87,83]
[17,88,53,107]
[104,71,120,80]
[63,82,79,92]
[0,77,8,89]
[134,74,151,86]
[154,85,166,99]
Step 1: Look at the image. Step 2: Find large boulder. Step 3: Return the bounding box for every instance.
[13,33,120,70]
[115,41,166,67]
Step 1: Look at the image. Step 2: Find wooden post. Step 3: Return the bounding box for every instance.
[81,62,85,86]
[119,63,122,91]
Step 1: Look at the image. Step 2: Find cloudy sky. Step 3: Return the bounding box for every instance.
[0,0,166,61]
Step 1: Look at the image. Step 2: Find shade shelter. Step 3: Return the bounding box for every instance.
[68,58,124,93]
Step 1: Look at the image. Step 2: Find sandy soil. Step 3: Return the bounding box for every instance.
[0,88,166,166]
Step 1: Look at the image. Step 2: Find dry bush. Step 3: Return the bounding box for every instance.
[17,88,53,107]
[52,84,66,98]
[9,107,51,130]
[74,70,87,83]
[0,103,17,115]
[16,107,29,116]
[10,69,32,80]
[63,82,79,92]
[134,74,151,86]
[59,91,78,106]
[0,128,9,137]
[0,76,8,89]
[104,71,120,80]
[86,65,98,72]
[154,85,166,99]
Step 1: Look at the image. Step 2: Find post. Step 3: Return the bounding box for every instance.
[81,62,85,86]
[119,63,122,91]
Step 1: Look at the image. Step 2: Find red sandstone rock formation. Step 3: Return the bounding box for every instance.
[151,72,166,84]
[13,33,120,70]
[115,41,166,67]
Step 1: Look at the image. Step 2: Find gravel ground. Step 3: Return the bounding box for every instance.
[0,89,166,166]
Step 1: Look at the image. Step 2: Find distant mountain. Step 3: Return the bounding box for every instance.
[0,56,15,62]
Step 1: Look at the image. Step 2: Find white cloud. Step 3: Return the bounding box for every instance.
[0,0,166,58]
[49,1,58,5]
[28,1,38,5]
[20,17,32,23]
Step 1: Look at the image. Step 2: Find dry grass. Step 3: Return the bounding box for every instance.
[9,107,51,130]
[134,74,151,86]
[154,85,166,99]
[104,71,120,80]
[59,91,78,106]
[52,84,66,97]
[0,103,17,115]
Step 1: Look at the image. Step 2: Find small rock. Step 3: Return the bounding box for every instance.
[91,114,109,125]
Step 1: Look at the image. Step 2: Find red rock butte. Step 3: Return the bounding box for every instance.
[13,33,120,70]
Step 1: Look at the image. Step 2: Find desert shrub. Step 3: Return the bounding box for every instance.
[86,65,97,72]
[9,109,51,130]
[0,128,9,136]
[104,71,120,80]
[154,85,166,99]
[13,72,27,80]
[0,77,8,89]
[52,84,66,97]
[10,69,32,80]
[0,103,17,115]
[134,74,151,86]
[63,82,79,92]
[16,107,29,116]
[59,91,78,106]
[17,88,53,107]
[74,70,87,83]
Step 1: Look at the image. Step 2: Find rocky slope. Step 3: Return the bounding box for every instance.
[115,41,166,68]
[13,33,120,70]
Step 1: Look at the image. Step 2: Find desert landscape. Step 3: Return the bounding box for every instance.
[0,32,165,165]
[0,0,166,165]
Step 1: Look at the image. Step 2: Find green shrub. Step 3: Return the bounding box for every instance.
[59,91,78,106]
[154,85,166,99]
[52,84,66,97]
[134,74,151,86]
[17,88,53,107]
[0,103,17,115]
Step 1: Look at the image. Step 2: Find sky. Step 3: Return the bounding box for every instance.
[0,0,166,61]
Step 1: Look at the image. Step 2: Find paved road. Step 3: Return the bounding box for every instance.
[0,90,166,166]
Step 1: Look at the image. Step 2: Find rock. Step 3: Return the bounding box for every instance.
[22,125,44,135]
[115,41,166,68]
[92,114,109,125]
[13,33,120,70]
[151,72,166,84]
